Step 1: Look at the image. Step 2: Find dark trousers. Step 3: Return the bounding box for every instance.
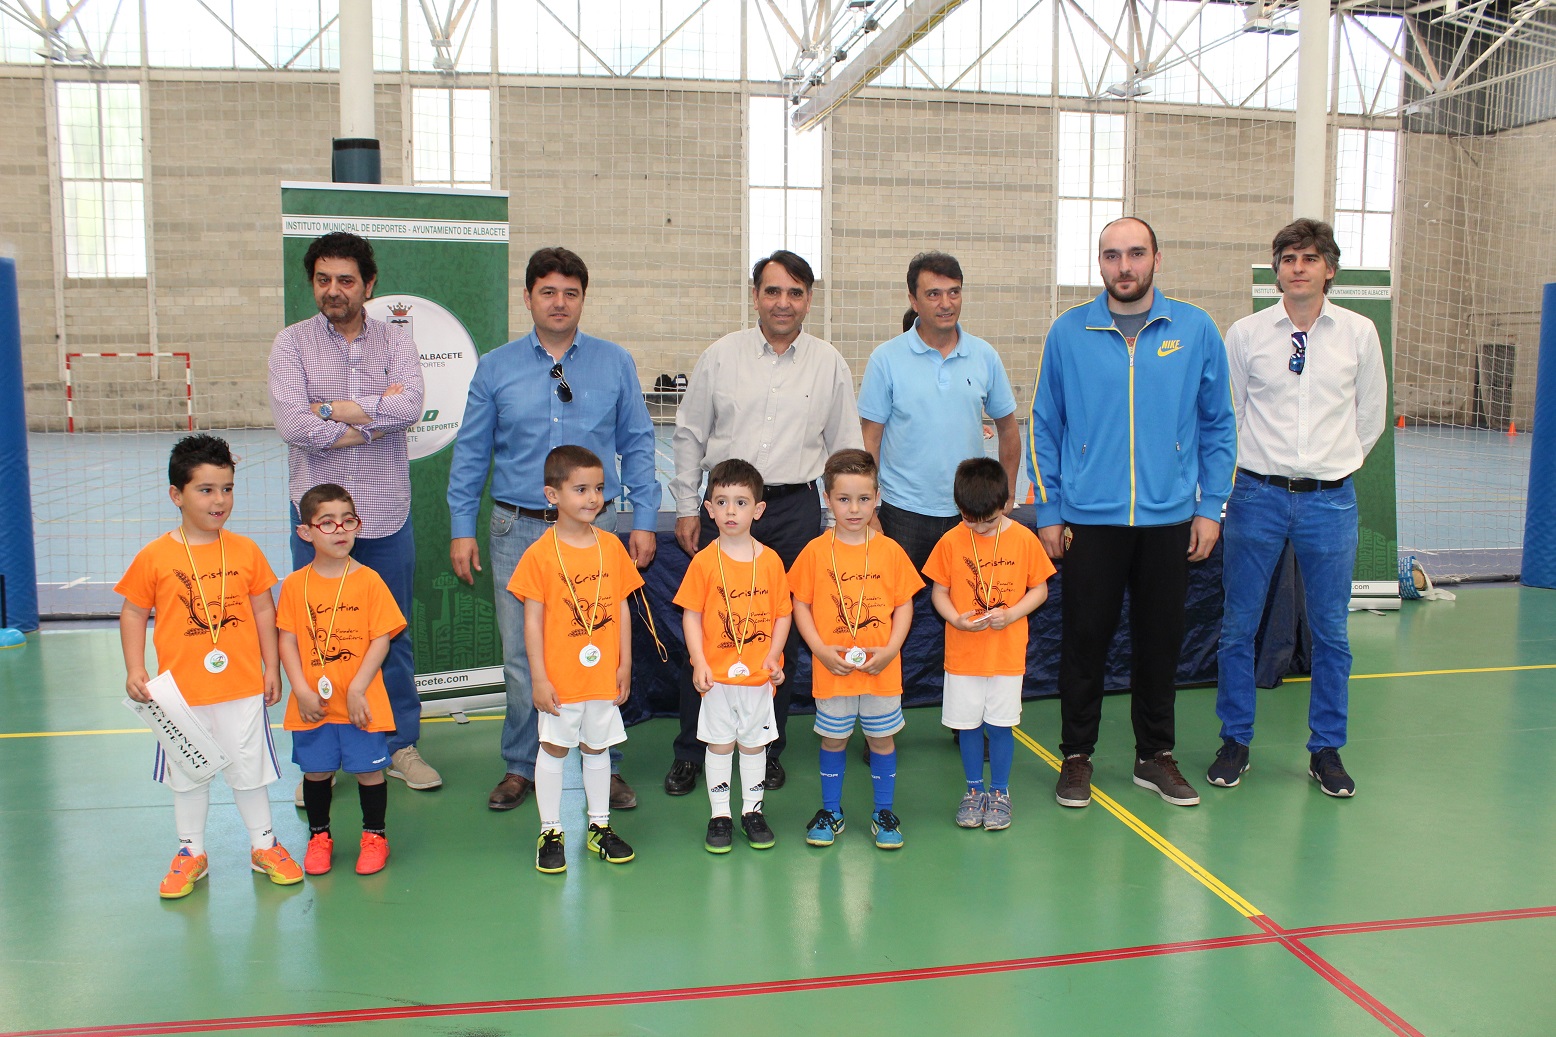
[290,505,419,754]
[673,483,823,762]
[1057,521,1191,759]
[877,500,961,576]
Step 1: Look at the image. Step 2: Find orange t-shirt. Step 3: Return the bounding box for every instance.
[674,540,792,688]
[923,519,1055,677]
[789,530,923,698]
[115,530,278,706]
[276,562,407,731]
[508,529,645,704]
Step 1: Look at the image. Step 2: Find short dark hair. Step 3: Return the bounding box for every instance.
[303,232,377,285]
[526,247,590,293]
[298,483,356,526]
[544,444,604,489]
[822,448,878,493]
[906,251,963,295]
[953,457,1009,521]
[1100,216,1159,255]
[168,434,235,489]
[707,458,764,502]
[1271,218,1341,293]
[902,308,917,333]
[751,250,815,292]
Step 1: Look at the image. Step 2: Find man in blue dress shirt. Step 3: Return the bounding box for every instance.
[447,247,661,813]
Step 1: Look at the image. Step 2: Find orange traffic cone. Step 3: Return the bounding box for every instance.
[1508,421,1518,436]
[1396,414,1405,429]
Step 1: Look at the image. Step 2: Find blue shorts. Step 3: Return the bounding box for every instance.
[291,724,391,774]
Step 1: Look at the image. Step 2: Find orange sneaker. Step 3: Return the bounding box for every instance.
[251,842,305,886]
[303,832,334,875]
[355,832,390,875]
[159,849,208,899]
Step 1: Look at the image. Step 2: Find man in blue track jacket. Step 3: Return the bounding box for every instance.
[1028,217,1237,811]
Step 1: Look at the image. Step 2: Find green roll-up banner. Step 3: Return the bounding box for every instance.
[281,183,509,712]
[1250,266,1399,586]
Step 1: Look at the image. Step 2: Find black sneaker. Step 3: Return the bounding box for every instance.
[764,756,786,790]
[705,815,734,854]
[1055,753,1093,808]
[1133,751,1200,806]
[741,810,776,849]
[535,828,566,873]
[1309,748,1356,797]
[1207,740,1251,788]
[586,823,635,864]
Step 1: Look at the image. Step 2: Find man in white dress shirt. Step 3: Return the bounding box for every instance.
[1207,218,1387,798]
[665,250,864,795]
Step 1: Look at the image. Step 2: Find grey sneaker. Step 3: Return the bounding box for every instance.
[955,788,988,828]
[1309,748,1356,797]
[386,746,442,790]
[1207,740,1251,787]
[983,790,1013,830]
[1055,754,1093,808]
[1134,751,1200,805]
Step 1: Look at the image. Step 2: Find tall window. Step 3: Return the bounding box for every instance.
[412,88,492,189]
[748,96,823,276]
[56,82,146,279]
[1056,112,1125,287]
[1334,128,1395,269]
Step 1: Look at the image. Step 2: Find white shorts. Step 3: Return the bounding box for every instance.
[154,695,281,793]
[814,694,905,739]
[941,673,1023,730]
[537,700,628,750]
[697,682,778,748]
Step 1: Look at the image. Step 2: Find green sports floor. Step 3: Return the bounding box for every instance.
[3,584,1554,1037]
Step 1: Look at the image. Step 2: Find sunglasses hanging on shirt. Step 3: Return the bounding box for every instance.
[549,362,573,403]
[1288,330,1307,375]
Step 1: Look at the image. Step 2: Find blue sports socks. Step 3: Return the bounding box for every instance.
[869,749,897,812]
[960,726,986,790]
[987,724,1015,793]
[819,748,846,813]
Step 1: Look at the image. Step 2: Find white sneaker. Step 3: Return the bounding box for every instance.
[386,746,442,790]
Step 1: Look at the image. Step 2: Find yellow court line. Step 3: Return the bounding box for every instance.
[1013,726,1263,919]
[1281,661,1556,684]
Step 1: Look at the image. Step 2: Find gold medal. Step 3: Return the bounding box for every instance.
[304,561,352,703]
[554,528,607,670]
[179,529,228,673]
[715,544,760,679]
[830,531,871,668]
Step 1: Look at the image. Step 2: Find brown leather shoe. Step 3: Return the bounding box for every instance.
[488,773,533,811]
[609,773,638,810]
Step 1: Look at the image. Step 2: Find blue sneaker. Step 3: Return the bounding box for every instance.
[955,788,987,828]
[871,809,904,849]
[805,808,844,846]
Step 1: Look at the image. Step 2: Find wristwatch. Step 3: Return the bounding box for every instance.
[318,402,333,420]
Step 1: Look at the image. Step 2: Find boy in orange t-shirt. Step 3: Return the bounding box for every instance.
[117,434,302,898]
[508,446,645,874]
[924,457,1055,833]
[790,449,921,850]
[673,458,791,854]
[276,483,406,878]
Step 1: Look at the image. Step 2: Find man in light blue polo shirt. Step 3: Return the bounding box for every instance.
[858,251,1022,572]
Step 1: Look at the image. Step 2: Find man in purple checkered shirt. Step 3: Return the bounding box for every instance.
[268,231,442,795]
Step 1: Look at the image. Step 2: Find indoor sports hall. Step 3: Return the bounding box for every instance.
[2,2,1555,1036]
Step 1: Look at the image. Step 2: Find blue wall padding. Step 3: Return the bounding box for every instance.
[1524,283,1556,589]
[0,257,39,630]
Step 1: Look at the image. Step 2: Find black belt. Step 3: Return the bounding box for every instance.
[762,482,815,498]
[1238,468,1348,493]
[495,500,613,523]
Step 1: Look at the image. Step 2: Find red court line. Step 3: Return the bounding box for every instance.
[1252,914,1426,1037]
[8,905,1549,1037]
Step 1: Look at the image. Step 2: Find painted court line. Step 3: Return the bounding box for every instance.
[1251,914,1426,1037]
[4,905,1547,1037]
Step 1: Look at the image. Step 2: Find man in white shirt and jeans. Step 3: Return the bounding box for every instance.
[1208,218,1387,797]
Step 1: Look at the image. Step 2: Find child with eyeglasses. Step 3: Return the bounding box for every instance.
[275,483,407,877]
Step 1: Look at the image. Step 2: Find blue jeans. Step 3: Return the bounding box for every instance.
[289,507,419,754]
[490,505,622,779]
[1216,472,1358,753]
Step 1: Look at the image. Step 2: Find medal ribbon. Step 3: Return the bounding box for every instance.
[829,530,870,643]
[968,521,1003,610]
[303,561,352,674]
[552,528,605,643]
[715,544,759,663]
[178,528,227,645]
